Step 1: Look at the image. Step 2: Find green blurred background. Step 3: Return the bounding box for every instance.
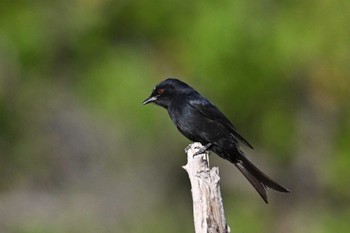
[0,0,349,232]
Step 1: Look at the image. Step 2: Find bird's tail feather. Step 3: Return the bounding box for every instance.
[234,154,290,204]
[235,161,268,203]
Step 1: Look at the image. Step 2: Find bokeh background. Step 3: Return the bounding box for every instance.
[1,1,349,232]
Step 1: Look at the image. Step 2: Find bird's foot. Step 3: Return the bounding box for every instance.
[184,144,192,153]
[193,143,212,157]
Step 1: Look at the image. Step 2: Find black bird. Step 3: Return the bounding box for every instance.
[143,78,289,203]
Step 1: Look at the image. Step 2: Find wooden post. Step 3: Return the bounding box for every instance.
[183,142,231,233]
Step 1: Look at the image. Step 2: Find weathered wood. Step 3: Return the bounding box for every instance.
[183,142,231,233]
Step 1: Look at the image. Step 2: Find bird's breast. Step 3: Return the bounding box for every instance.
[167,104,198,140]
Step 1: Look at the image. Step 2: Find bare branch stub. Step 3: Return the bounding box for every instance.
[183,142,231,233]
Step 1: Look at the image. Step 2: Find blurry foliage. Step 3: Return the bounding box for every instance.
[0,0,349,232]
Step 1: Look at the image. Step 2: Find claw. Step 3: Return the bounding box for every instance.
[184,144,192,153]
[193,143,212,157]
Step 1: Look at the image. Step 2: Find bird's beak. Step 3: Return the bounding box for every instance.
[142,96,158,105]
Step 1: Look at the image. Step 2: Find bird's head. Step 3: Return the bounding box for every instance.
[142,78,191,108]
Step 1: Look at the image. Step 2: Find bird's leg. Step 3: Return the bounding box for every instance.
[193,143,212,157]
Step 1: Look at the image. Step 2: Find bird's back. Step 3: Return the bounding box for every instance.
[168,92,236,149]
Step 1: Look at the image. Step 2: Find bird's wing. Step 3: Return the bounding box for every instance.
[187,94,253,149]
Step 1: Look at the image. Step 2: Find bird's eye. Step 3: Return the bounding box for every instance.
[157,88,164,95]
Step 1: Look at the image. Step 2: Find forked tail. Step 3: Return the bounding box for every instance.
[234,154,290,203]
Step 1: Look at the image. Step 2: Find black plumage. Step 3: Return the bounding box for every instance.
[143,78,289,203]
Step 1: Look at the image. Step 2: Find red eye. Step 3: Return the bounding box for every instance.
[157,88,164,95]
